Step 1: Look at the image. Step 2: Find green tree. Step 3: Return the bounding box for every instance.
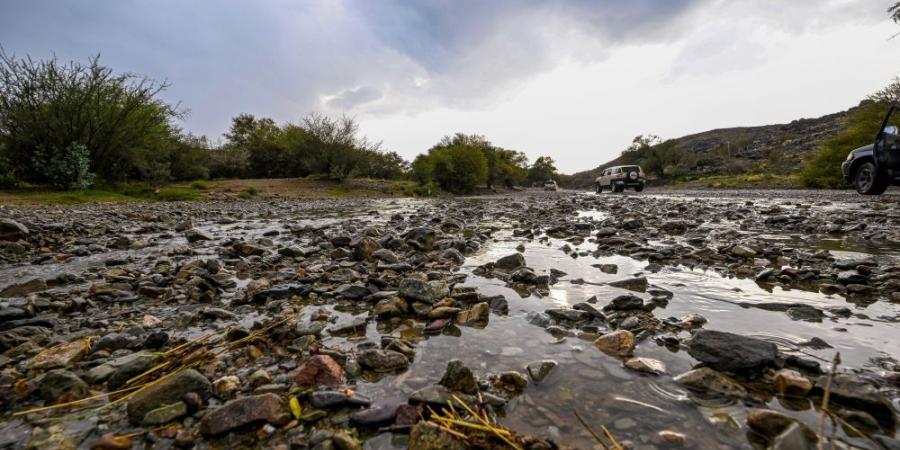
[891,2,900,24]
[527,156,558,184]
[430,145,488,194]
[0,50,182,186]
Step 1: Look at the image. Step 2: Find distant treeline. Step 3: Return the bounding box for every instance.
[0,50,558,194]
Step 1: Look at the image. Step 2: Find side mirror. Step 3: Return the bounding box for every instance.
[885,125,899,135]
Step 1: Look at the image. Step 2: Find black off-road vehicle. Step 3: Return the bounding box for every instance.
[842,104,900,195]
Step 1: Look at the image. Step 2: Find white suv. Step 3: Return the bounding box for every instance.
[595,165,645,193]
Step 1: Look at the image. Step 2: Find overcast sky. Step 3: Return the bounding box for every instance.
[2,0,899,173]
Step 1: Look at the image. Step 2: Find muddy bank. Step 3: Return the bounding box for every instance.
[0,190,898,449]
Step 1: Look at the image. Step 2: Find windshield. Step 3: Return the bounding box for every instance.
[619,166,640,172]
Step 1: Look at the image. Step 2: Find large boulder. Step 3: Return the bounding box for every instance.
[0,219,28,242]
[592,330,635,357]
[294,355,344,387]
[687,330,777,372]
[494,253,526,271]
[199,393,288,436]
[126,369,211,424]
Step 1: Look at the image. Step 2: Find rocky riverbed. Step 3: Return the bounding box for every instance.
[1,189,899,450]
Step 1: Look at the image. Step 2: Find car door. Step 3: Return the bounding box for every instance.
[600,170,610,187]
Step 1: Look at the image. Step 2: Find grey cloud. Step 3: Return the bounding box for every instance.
[325,85,383,110]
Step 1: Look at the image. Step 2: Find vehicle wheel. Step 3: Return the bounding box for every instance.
[854,161,889,195]
[634,185,644,192]
[613,185,624,193]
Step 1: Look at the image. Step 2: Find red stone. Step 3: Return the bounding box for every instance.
[294,355,344,387]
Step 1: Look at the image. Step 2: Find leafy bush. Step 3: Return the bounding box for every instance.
[0,50,182,184]
[189,180,209,190]
[238,186,259,199]
[802,96,895,188]
[31,143,95,190]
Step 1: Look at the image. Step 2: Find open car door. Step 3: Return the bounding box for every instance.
[874,104,900,178]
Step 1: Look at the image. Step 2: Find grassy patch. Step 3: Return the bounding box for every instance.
[672,173,800,189]
[189,180,209,190]
[155,186,204,201]
[238,186,260,199]
[0,189,137,205]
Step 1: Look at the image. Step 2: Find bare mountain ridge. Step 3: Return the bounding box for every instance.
[562,107,853,188]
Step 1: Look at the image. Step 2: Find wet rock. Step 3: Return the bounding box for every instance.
[30,338,91,370]
[746,409,816,442]
[404,227,436,251]
[439,359,477,394]
[372,248,399,263]
[814,373,896,428]
[213,375,242,400]
[456,302,489,326]
[199,393,288,436]
[773,369,812,397]
[674,367,747,397]
[358,349,409,372]
[785,305,824,322]
[142,401,188,425]
[351,400,401,426]
[604,294,644,311]
[1,278,48,298]
[592,330,635,357]
[837,270,868,285]
[652,430,688,447]
[497,371,529,392]
[545,308,589,321]
[295,355,344,387]
[351,236,379,261]
[252,283,311,303]
[310,390,372,409]
[126,368,211,424]
[442,248,465,265]
[572,302,606,320]
[0,218,28,241]
[90,433,132,450]
[295,320,326,337]
[731,245,757,258]
[185,229,213,243]
[399,278,448,304]
[38,369,89,402]
[526,360,558,383]
[619,316,640,330]
[494,253,526,271]
[409,422,467,450]
[249,368,272,386]
[687,330,777,372]
[488,295,509,315]
[409,385,474,408]
[624,357,666,375]
[525,311,550,327]
[608,276,648,292]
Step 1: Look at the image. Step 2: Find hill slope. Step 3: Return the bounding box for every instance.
[562,108,853,188]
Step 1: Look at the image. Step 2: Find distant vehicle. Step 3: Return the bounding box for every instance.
[842,104,900,195]
[595,165,645,193]
[543,179,559,191]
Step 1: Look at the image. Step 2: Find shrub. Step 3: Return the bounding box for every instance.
[801,100,889,188]
[0,50,182,184]
[238,186,259,199]
[189,180,209,190]
[31,143,95,190]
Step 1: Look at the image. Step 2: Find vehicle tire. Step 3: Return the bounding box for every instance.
[854,161,889,195]
[613,184,624,193]
[634,185,644,192]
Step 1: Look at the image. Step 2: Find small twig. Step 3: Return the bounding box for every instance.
[817,352,841,450]
[573,409,610,450]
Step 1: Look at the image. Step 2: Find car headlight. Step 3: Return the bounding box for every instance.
[846,152,854,161]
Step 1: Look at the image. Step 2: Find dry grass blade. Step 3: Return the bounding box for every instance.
[573,409,609,450]
[817,352,841,450]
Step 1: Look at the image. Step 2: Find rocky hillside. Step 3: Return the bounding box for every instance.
[562,107,854,188]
